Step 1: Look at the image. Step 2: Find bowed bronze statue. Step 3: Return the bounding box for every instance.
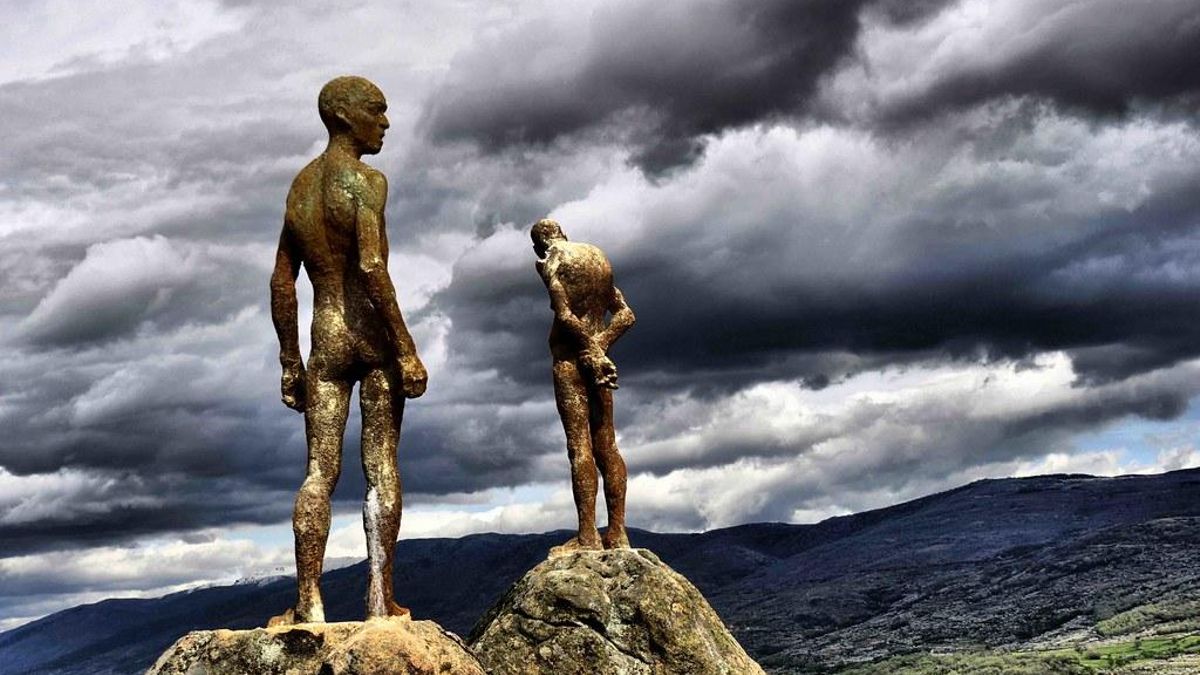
[532,218,636,553]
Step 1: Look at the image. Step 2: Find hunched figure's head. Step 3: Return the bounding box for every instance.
[318,76,389,155]
[531,218,567,259]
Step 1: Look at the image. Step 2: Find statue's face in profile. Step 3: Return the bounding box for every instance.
[344,91,389,155]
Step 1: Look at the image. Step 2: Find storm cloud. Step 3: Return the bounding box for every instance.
[2,0,1199,631]
[422,0,955,173]
[434,114,1200,395]
[872,0,1200,126]
[422,0,1200,172]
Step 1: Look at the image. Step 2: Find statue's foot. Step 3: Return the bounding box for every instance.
[365,599,412,622]
[550,532,603,556]
[602,527,630,550]
[267,608,295,628]
[267,603,324,627]
[386,600,412,621]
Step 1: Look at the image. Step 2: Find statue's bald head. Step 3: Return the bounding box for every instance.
[531,218,567,258]
[532,218,565,242]
[318,76,385,133]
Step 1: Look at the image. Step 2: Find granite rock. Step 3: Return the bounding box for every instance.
[469,548,765,675]
[147,617,485,675]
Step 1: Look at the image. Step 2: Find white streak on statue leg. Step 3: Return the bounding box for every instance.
[364,486,386,617]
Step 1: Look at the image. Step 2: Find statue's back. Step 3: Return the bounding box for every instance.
[283,154,391,370]
[556,241,615,316]
[285,157,352,276]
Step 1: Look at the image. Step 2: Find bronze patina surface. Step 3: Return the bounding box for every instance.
[532,219,636,552]
[269,76,427,624]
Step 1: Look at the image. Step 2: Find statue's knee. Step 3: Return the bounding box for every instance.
[366,466,399,490]
[593,437,617,456]
[570,453,596,473]
[301,474,337,499]
[372,486,400,511]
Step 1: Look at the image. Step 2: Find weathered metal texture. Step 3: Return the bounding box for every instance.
[269,76,427,624]
[532,219,636,553]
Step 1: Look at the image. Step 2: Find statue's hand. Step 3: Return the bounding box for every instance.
[541,246,562,278]
[594,356,619,389]
[399,354,428,399]
[281,362,307,413]
[580,346,619,390]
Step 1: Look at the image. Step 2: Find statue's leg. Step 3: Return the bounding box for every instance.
[289,374,352,624]
[552,359,602,551]
[590,386,629,549]
[360,366,407,619]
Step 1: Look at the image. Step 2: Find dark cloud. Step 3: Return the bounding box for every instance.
[421,0,956,174]
[4,0,1200,594]
[16,238,266,348]
[0,472,294,558]
[434,150,1200,401]
[867,0,957,26]
[880,0,1200,126]
[0,307,563,558]
[0,346,561,558]
[423,0,1200,173]
[0,55,309,200]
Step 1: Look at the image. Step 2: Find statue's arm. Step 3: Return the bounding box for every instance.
[596,287,635,352]
[270,224,305,411]
[270,226,302,366]
[356,171,427,397]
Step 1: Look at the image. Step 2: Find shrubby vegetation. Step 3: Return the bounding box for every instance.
[838,635,1200,674]
[1097,601,1200,638]
[838,651,1089,674]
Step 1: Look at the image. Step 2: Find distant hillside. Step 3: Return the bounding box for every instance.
[2,468,1199,674]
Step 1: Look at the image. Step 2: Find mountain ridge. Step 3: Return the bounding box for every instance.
[2,467,1198,674]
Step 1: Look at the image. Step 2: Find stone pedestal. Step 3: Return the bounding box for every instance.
[469,548,766,675]
[147,617,485,675]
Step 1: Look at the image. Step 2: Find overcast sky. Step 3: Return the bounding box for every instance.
[2,0,1199,631]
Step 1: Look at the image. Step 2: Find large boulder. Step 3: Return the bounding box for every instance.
[469,548,766,675]
[147,618,485,675]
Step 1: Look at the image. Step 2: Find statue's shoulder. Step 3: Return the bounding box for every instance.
[287,157,323,195]
[325,157,387,205]
[560,241,600,257]
[570,241,610,267]
[355,161,387,190]
[284,157,325,222]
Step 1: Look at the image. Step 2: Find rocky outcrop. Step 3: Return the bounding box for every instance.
[469,548,765,675]
[147,618,485,675]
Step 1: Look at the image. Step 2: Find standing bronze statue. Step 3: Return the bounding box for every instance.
[269,76,427,625]
[532,219,636,552]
